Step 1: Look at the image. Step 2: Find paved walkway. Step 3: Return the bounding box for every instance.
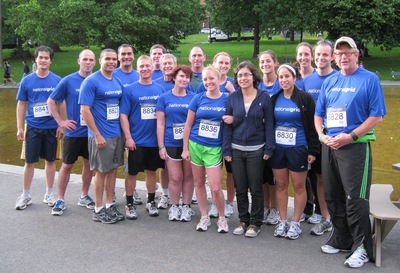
[0,163,399,272]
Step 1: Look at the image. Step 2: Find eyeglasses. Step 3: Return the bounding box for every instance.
[334,51,356,58]
[237,73,253,78]
[316,39,333,46]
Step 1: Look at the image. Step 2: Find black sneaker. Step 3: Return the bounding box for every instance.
[107,204,125,221]
[92,208,117,224]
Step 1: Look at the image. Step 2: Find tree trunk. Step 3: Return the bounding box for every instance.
[252,21,260,58]
[12,37,32,60]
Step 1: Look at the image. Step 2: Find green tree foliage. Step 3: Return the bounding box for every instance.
[4,0,204,52]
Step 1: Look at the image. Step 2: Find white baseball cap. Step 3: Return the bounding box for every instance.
[334,36,357,50]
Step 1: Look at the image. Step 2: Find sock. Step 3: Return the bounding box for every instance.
[80,195,87,199]
[162,188,169,196]
[183,204,191,208]
[147,192,155,203]
[126,195,133,206]
[22,190,30,198]
[105,203,113,209]
[46,188,53,196]
[95,206,103,213]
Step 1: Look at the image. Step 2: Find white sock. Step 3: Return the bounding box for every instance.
[22,190,30,198]
[46,188,53,196]
[162,188,169,196]
[105,203,113,209]
[95,206,103,213]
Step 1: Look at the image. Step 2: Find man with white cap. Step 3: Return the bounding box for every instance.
[315,36,386,268]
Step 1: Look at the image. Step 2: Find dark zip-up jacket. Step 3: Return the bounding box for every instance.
[271,86,319,157]
[222,88,275,157]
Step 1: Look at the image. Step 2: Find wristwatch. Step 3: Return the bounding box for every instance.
[350,131,358,141]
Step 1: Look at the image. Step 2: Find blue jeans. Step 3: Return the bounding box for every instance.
[231,148,265,227]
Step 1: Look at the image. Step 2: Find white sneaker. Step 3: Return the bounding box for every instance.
[262,207,270,224]
[266,208,280,225]
[168,205,181,221]
[133,190,142,205]
[224,202,234,217]
[180,205,195,222]
[344,246,369,268]
[196,215,211,231]
[191,193,198,204]
[321,244,351,254]
[217,217,229,233]
[125,204,137,220]
[233,222,248,235]
[285,221,302,240]
[15,195,32,210]
[145,201,159,216]
[208,203,218,218]
[308,213,322,224]
[43,194,56,207]
[158,195,169,209]
[274,220,289,237]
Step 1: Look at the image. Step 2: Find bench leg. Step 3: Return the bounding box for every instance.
[375,218,382,267]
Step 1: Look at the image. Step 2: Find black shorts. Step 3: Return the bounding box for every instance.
[269,145,309,172]
[63,136,89,164]
[263,161,275,185]
[224,159,232,174]
[166,146,183,161]
[128,146,165,175]
[24,125,57,163]
[4,73,10,78]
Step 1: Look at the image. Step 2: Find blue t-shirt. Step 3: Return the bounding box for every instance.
[49,72,88,137]
[195,77,238,94]
[188,92,228,147]
[156,91,195,147]
[295,78,305,91]
[258,79,281,97]
[315,67,387,137]
[120,82,165,147]
[16,72,61,129]
[154,77,174,92]
[274,92,307,147]
[152,69,163,80]
[303,70,337,101]
[113,68,139,87]
[78,71,123,138]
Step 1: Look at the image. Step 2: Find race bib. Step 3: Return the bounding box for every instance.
[33,102,50,118]
[106,103,119,120]
[80,114,87,126]
[140,103,156,120]
[275,126,297,145]
[198,119,220,139]
[173,123,185,140]
[326,106,347,128]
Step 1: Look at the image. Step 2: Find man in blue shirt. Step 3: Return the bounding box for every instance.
[47,49,96,216]
[15,46,62,210]
[150,44,165,80]
[113,44,139,86]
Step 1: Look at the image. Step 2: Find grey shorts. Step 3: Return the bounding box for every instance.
[88,136,124,173]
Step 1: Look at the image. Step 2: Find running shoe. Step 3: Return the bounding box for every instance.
[286,221,302,240]
[168,204,181,221]
[180,205,195,222]
[321,245,351,254]
[145,201,159,217]
[196,215,211,231]
[262,207,270,224]
[308,213,322,224]
[217,217,229,233]
[77,195,95,209]
[266,208,280,225]
[158,195,170,209]
[274,220,289,237]
[208,203,218,218]
[224,202,234,218]
[133,190,143,205]
[344,245,369,268]
[310,218,332,236]
[15,195,32,210]
[107,204,125,221]
[125,204,137,220]
[92,208,117,224]
[233,222,248,235]
[43,194,56,207]
[191,192,198,204]
[52,200,66,216]
[300,213,311,223]
[245,225,260,238]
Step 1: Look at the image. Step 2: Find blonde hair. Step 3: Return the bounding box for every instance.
[202,64,221,79]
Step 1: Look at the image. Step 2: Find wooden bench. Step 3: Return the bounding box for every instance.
[369,184,400,267]
[391,71,400,80]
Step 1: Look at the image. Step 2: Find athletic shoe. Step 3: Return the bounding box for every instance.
[344,246,369,268]
[112,192,117,205]
[145,201,159,216]
[233,222,248,235]
[15,195,32,210]
[262,207,270,224]
[158,195,170,209]
[168,205,181,221]
[274,220,289,237]
[208,203,218,218]
[310,218,332,236]
[43,194,56,207]
[321,245,351,254]
[107,204,125,221]
[92,208,117,224]
[180,205,195,222]
[217,217,229,233]
[191,193,198,204]
[300,213,311,223]
[52,200,66,216]
[133,190,143,205]
[77,195,95,209]
[125,204,137,220]
[245,225,260,238]
[224,202,234,218]
[285,222,302,240]
[308,213,322,224]
[266,208,280,225]
[196,215,211,231]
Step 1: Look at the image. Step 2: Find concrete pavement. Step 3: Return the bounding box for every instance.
[0,163,399,273]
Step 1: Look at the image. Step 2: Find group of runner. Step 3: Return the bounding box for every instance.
[14,36,386,269]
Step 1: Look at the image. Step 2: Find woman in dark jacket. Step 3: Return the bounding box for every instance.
[222,61,275,237]
[269,64,319,240]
